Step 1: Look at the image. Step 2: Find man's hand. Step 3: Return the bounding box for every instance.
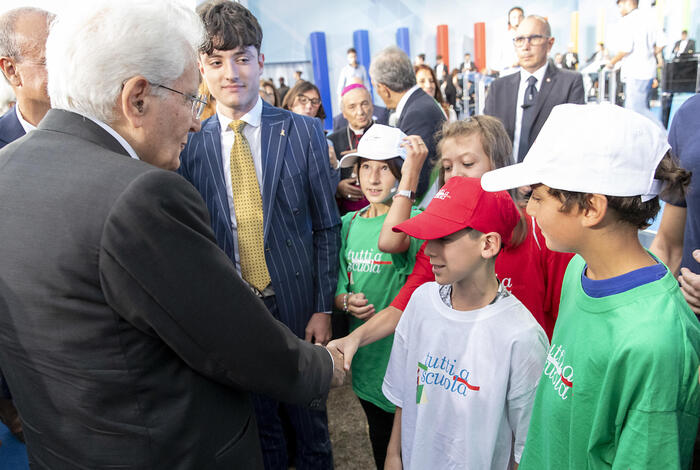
[346,293,375,320]
[336,177,363,201]
[305,312,331,345]
[328,143,339,170]
[327,333,361,371]
[325,344,346,388]
[679,250,700,314]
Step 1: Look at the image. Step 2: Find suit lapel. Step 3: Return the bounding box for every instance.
[260,102,291,242]
[0,109,25,146]
[201,114,230,218]
[504,73,520,134]
[197,114,236,247]
[531,64,557,124]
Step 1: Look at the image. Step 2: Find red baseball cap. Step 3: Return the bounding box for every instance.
[393,176,521,246]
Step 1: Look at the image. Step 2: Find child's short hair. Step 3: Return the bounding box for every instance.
[538,151,690,229]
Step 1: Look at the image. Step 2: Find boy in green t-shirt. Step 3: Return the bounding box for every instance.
[482,103,700,469]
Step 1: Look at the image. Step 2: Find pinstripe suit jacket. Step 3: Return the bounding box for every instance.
[179,102,341,336]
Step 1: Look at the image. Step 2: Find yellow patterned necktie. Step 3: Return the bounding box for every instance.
[229,119,271,292]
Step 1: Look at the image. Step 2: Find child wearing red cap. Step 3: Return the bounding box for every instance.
[382,177,548,470]
[482,103,700,469]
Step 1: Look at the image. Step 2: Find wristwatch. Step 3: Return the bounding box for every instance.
[393,189,416,202]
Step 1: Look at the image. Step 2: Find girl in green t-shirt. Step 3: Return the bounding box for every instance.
[334,124,423,469]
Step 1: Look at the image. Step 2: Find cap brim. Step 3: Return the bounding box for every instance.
[480,162,541,192]
[338,154,360,169]
[393,212,467,240]
[339,152,405,169]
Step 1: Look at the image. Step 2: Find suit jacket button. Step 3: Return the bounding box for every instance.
[286,239,292,247]
[295,272,300,277]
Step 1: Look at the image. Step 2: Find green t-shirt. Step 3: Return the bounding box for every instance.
[520,255,700,469]
[336,208,423,412]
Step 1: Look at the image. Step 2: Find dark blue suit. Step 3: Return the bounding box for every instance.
[178,101,340,469]
[0,107,25,150]
[0,108,26,400]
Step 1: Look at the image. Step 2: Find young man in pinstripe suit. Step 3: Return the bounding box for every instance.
[178,2,340,468]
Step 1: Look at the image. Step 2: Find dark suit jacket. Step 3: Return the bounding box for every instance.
[0,107,25,150]
[460,61,476,73]
[178,102,341,337]
[0,109,332,469]
[483,63,585,153]
[332,104,390,132]
[673,39,696,55]
[396,87,446,197]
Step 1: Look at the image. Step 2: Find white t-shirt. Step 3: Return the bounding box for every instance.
[382,282,548,470]
[618,8,657,81]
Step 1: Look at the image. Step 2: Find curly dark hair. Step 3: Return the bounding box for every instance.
[197,0,262,55]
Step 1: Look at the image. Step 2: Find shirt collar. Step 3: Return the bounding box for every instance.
[349,120,373,135]
[15,104,36,134]
[218,96,263,133]
[519,62,548,85]
[395,84,420,120]
[83,114,140,160]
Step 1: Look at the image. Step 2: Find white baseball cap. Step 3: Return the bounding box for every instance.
[481,103,671,201]
[338,124,407,169]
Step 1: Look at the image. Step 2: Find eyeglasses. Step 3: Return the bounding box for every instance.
[513,34,550,47]
[296,95,321,106]
[152,83,208,119]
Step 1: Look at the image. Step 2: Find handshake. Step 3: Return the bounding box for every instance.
[321,335,361,388]
[324,344,347,388]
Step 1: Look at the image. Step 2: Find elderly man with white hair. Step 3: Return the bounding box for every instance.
[0,1,341,468]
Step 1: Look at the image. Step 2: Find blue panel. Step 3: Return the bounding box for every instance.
[309,31,333,130]
[353,29,374,98]
[396,27,410,58]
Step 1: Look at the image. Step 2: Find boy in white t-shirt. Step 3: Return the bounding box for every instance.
[382,176,549,470]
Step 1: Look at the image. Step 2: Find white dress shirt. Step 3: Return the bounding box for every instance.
[84,115,140,161]
[512,63,547,162]
[14,104,36,134]
[217,96,264,277]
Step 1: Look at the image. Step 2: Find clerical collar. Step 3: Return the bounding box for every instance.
[349,121,372,136]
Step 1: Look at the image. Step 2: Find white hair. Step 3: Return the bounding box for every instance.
[46,0,204,123]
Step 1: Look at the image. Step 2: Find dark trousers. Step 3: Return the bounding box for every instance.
[253,296,333,470]
[358,398,394,469]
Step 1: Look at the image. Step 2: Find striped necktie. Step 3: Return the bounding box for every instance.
[229,119,271,292]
